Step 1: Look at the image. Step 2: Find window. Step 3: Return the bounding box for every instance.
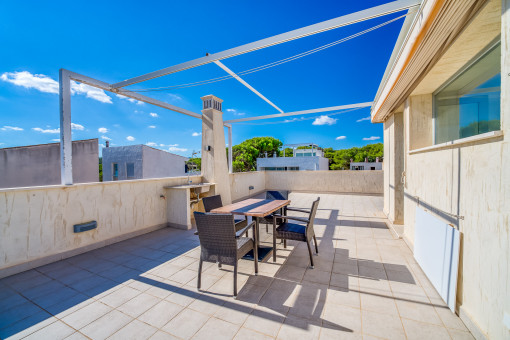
[126,163,135,179]
[434,42,500,144]
[261,166,299,171]
[112,163,118,181]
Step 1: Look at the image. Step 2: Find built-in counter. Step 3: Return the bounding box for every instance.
[164,183,215,229]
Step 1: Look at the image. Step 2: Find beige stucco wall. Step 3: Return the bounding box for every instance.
[0,175,201,278]
[384,113,405,224]
[392,0,509,338]
[0,139,99,188]
[265,170,383,194]
[230,171,266,202]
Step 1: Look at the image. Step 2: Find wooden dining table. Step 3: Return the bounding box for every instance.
[210,198,291,262]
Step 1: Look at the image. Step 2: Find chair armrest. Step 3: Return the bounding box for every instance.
[273,214,309,223]
[236,221,256,238]
[286,207,311,214]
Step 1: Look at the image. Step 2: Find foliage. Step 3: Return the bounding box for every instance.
[280,148,293,157]
[187,157,201,171]
[190,138,382,173]
[324,143,383,170]
[231,137,283,172]
[99,157,102,182]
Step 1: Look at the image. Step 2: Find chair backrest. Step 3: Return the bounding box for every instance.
[194,212,238,265]
[266,190,289,200]
[306,197,321,238]
[202,195,223,212]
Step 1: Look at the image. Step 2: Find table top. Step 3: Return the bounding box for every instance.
[210,198,290,217]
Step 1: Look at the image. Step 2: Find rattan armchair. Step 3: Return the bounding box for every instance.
[262,190,289,232]
[272,197,320,268]
[202,195,248,235]
[194,212,258,296]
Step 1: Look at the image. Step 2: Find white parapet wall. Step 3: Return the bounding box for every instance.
[0,175,201,278]
[230,171,266,202]
[265,170,383,194]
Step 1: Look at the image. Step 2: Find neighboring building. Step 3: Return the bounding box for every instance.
[256,143,329,171]
[371,0,508,338]
[350,157,383,170]
[102,144,188,181]
[0,139,99,189]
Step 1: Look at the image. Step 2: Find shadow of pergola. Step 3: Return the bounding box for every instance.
[0,205,443,338]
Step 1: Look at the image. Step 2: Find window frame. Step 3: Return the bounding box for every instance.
[112,163,119,181]
[432,37,501,145]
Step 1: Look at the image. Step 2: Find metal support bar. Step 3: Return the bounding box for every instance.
[213,60,284,113]
[226,124,233,173]
[65,70,202,119]
[224,102,372,123]
[111,0,421,88]
[59,69,73,185]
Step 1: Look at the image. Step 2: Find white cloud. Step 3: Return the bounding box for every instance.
[98,127,109,133]
[51,139,60,142]
[148,125,156,129]
[116,94,144,105]
[356,116,371,122]
[283,117,305,123]
[168,93,182,101]
[71,123,84,131]
[146,142,157,147]
[336,136,346,140]
[169,146,187,152]
[71,81,112,103]
[101,136,112,140]
[362,136,380,141]
[32,127,59,134]
[149,112,159,118]
[0,71,112,103]
[126,136,135,141]
[1,126,23,131]
[312,115,337,126]
[1,71,58,93]
[192,132,201,137]
[226,108,245,116]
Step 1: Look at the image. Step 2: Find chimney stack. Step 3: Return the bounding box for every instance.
[376,157,380,163]
[365,157,368,163]
[106,141,109,148]
[350,158,353,162]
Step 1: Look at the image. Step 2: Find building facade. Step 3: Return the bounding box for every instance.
[102,144,188,181]
[350,158,383,170]
[256,145,329,171]
[0,139,99,189]
[372,0,509,338]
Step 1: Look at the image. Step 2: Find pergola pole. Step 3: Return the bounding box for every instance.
[227,124,233,173]
[59,69,73,185]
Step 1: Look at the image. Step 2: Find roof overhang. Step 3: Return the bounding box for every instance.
[371,0,490,123]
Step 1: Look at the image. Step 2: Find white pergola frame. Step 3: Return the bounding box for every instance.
[59,0,420,185]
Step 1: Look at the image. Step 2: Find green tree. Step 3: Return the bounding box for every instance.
[231,137,283,172]
[99,157,103,181]
[329,143,383,170]
[187,157,201,171]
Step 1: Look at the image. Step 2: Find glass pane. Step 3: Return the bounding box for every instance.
[435,43,500,144]
[126,163,134,178]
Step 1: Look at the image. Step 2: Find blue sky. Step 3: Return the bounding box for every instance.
[0,0,404,156]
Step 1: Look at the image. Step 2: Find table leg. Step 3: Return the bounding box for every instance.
[255,216,260,247]
[242,216,273,262]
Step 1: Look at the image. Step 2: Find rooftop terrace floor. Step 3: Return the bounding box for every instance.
[0,193,473,339]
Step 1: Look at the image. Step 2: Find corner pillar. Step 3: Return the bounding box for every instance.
[201,95,232,204]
